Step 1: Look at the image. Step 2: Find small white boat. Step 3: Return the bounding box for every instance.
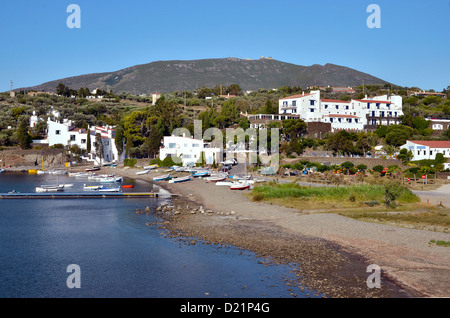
[168,175,191,184]
[36,185,64,193]
[83,185,102,191]
[144,164,159,170]
[204,175,227,182]
[171,166,186,172]
[99,187,121,192]
[229,183,251,190]
[215,181,234,186]
[192,171,210,178]
[0,169,4,173]
[153,174,172,182]
[62,184,74,188]
[136,169,150,175]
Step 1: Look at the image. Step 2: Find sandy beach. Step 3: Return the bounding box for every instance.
[76,166,450,297]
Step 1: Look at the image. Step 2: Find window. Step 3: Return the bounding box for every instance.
[430,151,433,156]
[345,105,349,110]
[324,105,328,109]
[310,100,315,106]
[292,101,296,106]
[355,119,358,123]
[169,143,176,149]
[70,135,76,141]
[56,130,61,135]
[367,103,370,109]
[81,139,86,144]
[330,118,334,123]
[335,105,339,109]
[192,144,200,147]
[309,108,314,112]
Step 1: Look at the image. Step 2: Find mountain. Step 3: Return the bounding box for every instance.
[19,57,390,95]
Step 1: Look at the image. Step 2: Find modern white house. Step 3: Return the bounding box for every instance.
[47,118,124,164]
[400,140,450,161]
[277,90,403,132]
[159,135,223,167]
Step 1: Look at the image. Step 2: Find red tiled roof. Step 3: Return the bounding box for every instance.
[321,99,350,103]
[280,93,313,100]
[408,140,450,148]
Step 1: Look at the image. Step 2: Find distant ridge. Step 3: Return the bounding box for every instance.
[18,57,390,95]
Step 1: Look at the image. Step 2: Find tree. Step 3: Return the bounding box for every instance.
[397,148,413,163]
[226,84,242,96]
[114,123,124,156]
[86,127,91,153]
[94,133,104,164]
[325,130,354,156]
[282,119,307,140]
[16,118,31,149]
[383,144,396,158]
[385,125,413,148]
[263,100,276,114]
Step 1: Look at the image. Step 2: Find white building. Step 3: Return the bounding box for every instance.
[277,90,403,131]
[400,140,450,161]
[47,118,124,164]
[159,135,222,167]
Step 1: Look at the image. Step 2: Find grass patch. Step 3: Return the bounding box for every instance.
[429,240,450,247]
[252,182,419,205]
[250,182,449,232]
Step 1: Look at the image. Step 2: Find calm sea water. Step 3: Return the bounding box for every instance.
[0,172,317,298]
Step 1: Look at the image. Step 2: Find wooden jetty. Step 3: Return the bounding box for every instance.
[0,193,159,199]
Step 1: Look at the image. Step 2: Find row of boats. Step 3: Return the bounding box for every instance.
[34,171,125,193]
[149,166,263,190]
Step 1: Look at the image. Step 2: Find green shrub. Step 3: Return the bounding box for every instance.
[124,158,137,167]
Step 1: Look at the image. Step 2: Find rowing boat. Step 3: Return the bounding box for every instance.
[168,175,191,184]
[136,169,150,175]
[153,174,172,182]
[229,183,251,190]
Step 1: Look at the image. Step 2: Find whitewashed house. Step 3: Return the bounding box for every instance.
[400,140,450,161]
[276,90,403,132]
[47,118,124,164]
[159,135,222,167]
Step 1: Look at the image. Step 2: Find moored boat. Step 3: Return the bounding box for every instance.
[136,169,150,175]
[121,185,134,189]
[99,187,121,192]
[83,185,103,191]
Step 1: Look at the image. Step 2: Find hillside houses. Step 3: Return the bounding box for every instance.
[246,90,404,134]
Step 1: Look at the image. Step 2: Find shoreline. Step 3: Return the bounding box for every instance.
[101,166,449,298]
[4,165,450,297]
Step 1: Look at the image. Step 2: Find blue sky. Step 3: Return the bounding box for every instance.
[0,0,449,93]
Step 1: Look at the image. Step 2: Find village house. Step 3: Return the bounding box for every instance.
[47,118,124,164]
[159,135,223,167]
[400,140,450,161]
